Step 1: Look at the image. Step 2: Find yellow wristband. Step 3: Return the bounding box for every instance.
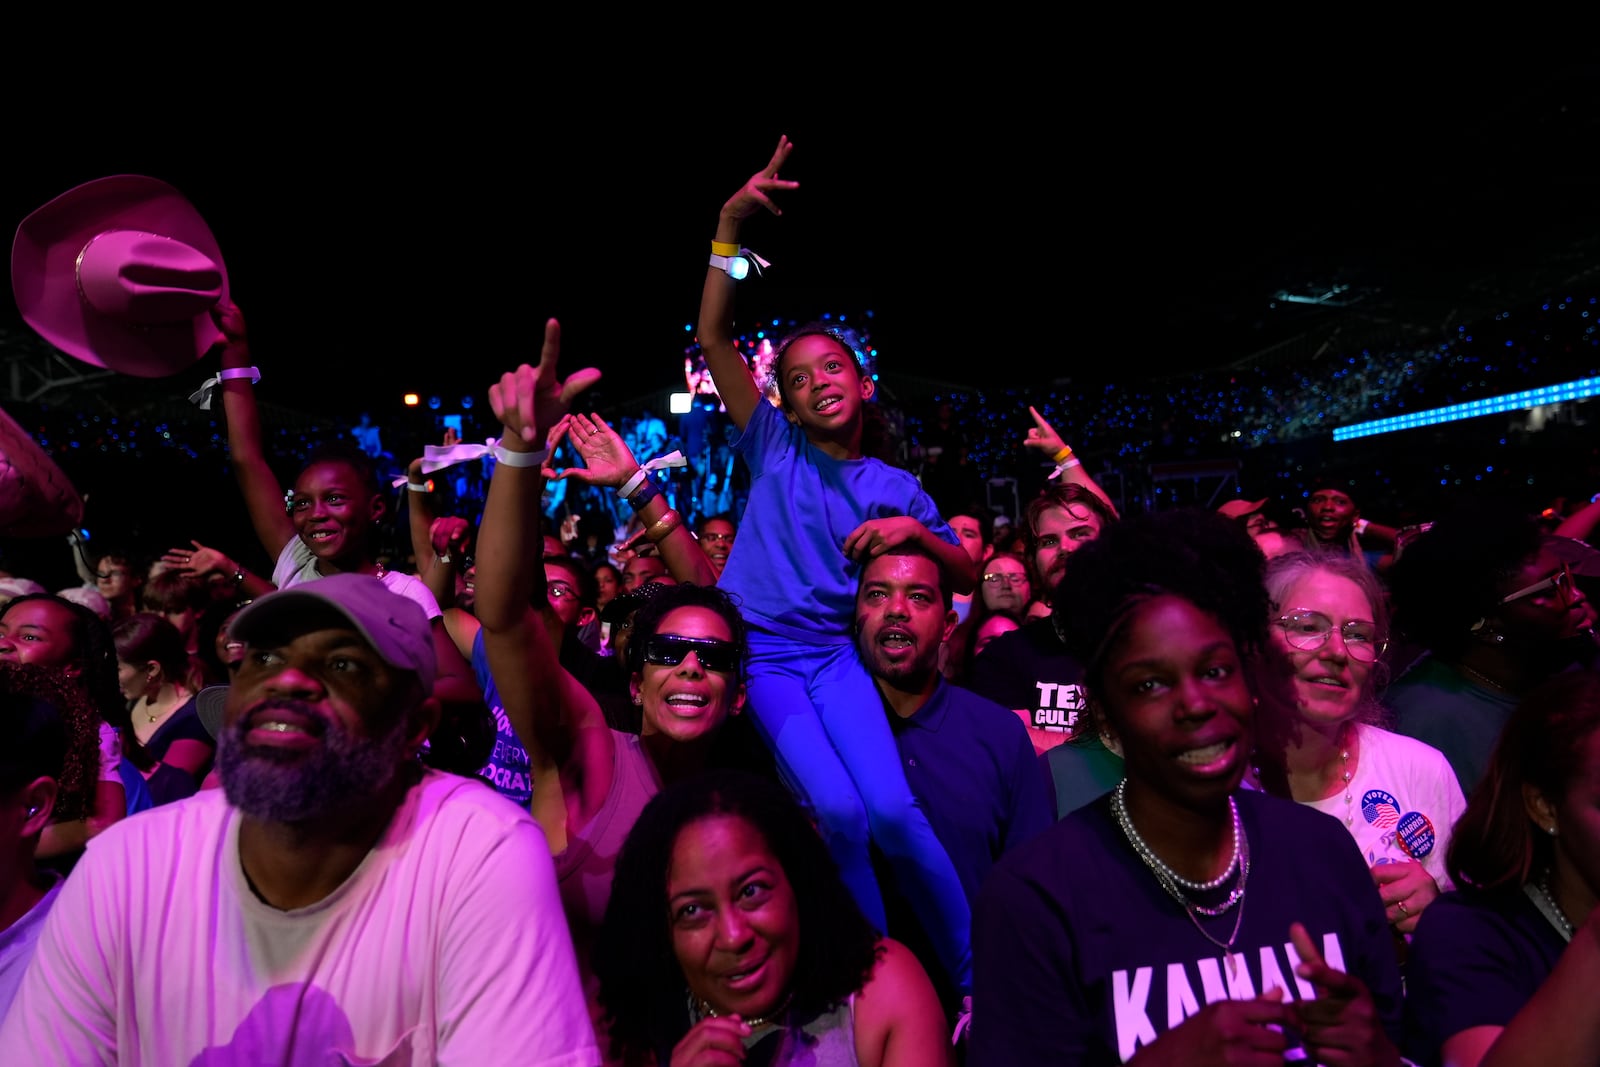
[1052,446,1074,463]
[711,240,739,257]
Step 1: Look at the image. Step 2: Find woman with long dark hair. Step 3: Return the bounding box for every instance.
[1405,668,1600,1067]
[595,770,951,1066]
[113,613,215,800]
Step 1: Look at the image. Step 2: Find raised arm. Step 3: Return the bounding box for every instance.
[404,454,444,593]
[1023,405,1120,519]
[544,413,720,587]
[697,135,800,432]
[475,323,606,845]
[212,302,295,560]
[843,517,979,595]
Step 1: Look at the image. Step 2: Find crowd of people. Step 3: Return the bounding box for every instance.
[0,147,1598,1065]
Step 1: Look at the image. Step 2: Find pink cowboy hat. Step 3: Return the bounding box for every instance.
[11,174,228,378]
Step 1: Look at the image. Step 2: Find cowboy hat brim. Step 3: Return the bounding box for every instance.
[12,174,228,378]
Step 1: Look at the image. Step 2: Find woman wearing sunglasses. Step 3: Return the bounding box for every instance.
[475,354,759,1063]
[1255,551,1466,939]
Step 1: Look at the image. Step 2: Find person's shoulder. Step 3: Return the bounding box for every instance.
[84,788,231,867]
[409,770,540,841]
[1413,887,1534,951]
[941,682,1020,726]
[1236,787,1354,845]
[1358,723,1458,773]
[990,796,1113,885]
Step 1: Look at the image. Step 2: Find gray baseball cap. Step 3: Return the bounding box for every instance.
[195,573,436,738]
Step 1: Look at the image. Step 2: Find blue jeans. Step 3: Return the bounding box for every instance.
[743,629,973,992]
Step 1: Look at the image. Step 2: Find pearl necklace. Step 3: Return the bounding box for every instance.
[1113,779,1241,894]
[1112,779,1252,977]
[1337,729,1355,827]
[693,992,792,1032]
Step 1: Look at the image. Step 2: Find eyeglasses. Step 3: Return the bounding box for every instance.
[1275,610,1382,662]
[1500,564,1576,605]
[982,572,1026,586]
[699,532,735,544]
[642,634,741,674]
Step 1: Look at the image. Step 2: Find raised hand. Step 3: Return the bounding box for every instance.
[160,539,232,579]
[842,516,927,562]
[1285,922,1396,1067]
[211,300,251,369]
[1024,405,1068,457]
[544,413,641,489]
[1371,860,1439,934]
[429,516,473,561]
[720,135,800,222]
[487,319,603,446]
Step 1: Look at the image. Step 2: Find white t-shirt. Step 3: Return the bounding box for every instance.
[0,771,599,1066]
[1303,723,1467,890]
[272,538,442,620]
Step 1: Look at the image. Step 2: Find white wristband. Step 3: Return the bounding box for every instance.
[406,481,432,493]
[188,366,261,410]
[1355,518,1370,536]
[492,445,548,468]
[619,468,649,500]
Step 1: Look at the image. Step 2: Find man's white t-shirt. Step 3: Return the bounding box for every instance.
[272,538,442,620]
[0,772,599,1066]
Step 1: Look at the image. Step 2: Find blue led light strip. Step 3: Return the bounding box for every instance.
[1332,377,1600,442]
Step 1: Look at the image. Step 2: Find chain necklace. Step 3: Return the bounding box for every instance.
[692,992,792,1032]
[1457,662,1514,694]
[1337,725,1355,827]
[1526,871,1575,943]
[1112,779,1252,977]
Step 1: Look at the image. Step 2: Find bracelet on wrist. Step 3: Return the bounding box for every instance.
[1052,445,1074,464]
[492,445,548,468]
[406,480,433,493]
[710,239,739,257]
[627,479,662,513]
[645,508,683,545]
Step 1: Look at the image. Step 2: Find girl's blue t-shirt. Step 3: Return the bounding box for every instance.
[718,400,957,643]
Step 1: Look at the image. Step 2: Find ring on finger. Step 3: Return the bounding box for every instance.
[1397,901,1409,918]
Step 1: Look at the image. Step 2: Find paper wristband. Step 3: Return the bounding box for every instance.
[388,439,548,487]
[188,366,261,410]
[620,451,690,500]
[1048,458,1082,480]
[711,240,739,257]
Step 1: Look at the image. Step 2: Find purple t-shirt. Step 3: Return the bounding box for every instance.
[972,789,1402,1065]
